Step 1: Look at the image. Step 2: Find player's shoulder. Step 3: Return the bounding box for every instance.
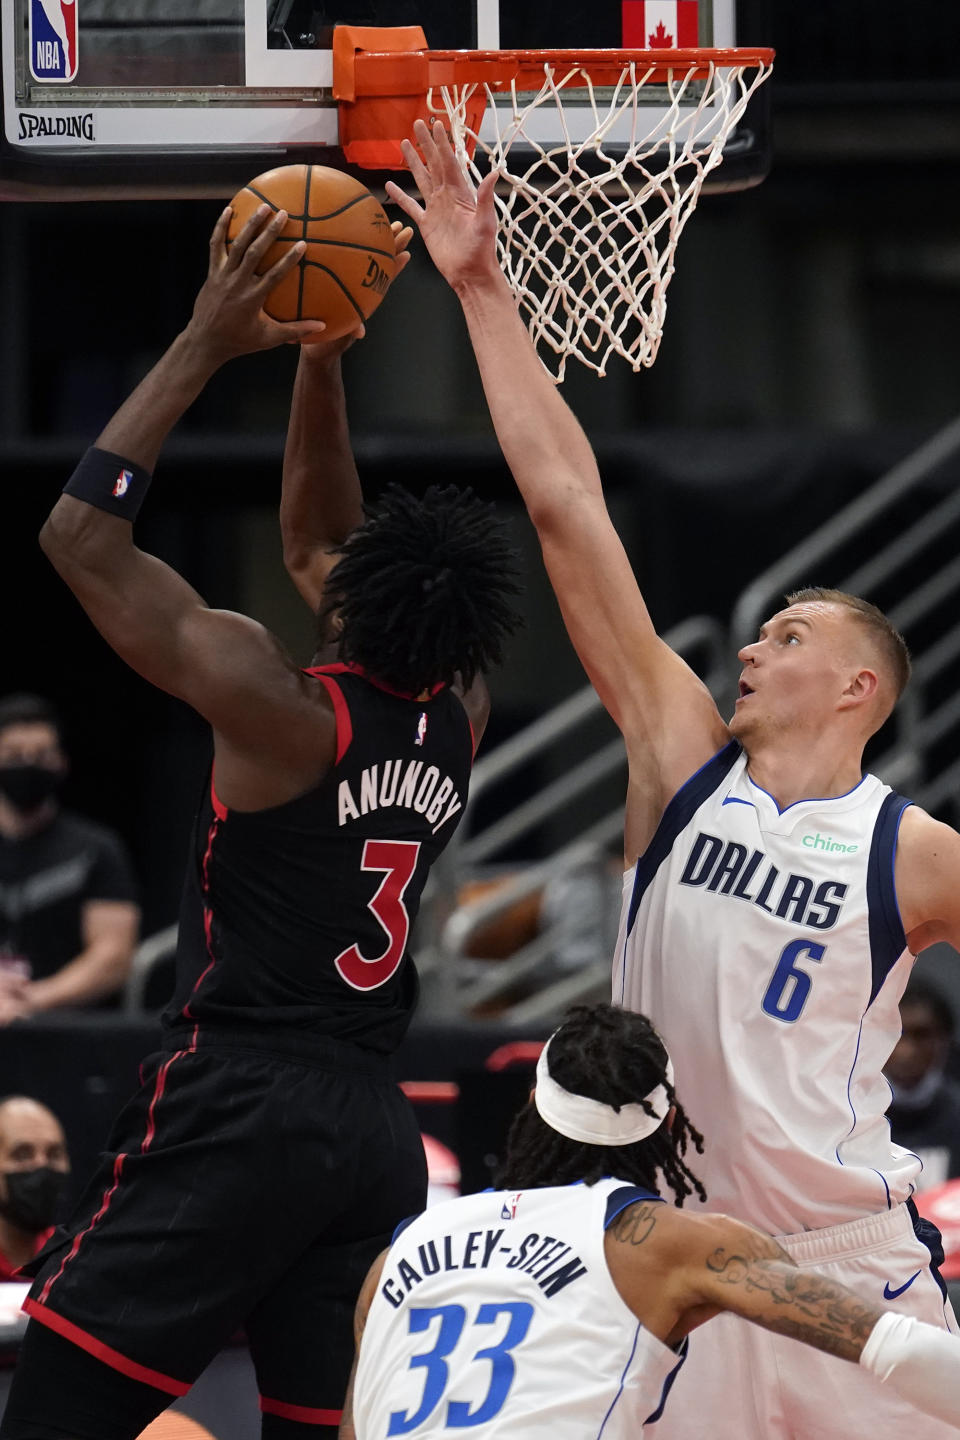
[896,802,960,855]
[895,804,960,941]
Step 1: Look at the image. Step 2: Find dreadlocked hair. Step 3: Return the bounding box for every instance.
[494,1003,706,1207]
[321,484,522,696]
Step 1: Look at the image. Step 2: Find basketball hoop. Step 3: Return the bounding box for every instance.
[334,29,774,381]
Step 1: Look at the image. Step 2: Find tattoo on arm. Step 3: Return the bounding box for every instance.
[609,1203,660,1247]
[705,1248,880,1362]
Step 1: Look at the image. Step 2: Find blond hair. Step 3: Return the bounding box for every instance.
[785,587,911,703]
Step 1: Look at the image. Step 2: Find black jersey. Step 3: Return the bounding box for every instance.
[162,664,474,1053]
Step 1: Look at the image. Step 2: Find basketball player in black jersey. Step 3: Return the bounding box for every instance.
[0,205,520,1440]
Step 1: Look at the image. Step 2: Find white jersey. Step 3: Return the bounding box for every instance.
[352,1180,686,1439]
[613,742,920,1235]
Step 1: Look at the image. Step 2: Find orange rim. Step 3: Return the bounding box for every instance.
[337,42,774,102]
[333,27,774,169]
[420,47,773,91]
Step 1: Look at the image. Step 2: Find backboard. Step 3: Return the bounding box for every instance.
[1,1,769,199]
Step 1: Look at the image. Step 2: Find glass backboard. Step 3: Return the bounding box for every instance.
[1,0,768,198]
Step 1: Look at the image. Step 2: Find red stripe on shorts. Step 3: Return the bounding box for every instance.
[259,1397,343,1425]
[38,1040,192,1307]
[23,1299,190,1396]
[141,1049,189,1154]
[37,1151,126,1306]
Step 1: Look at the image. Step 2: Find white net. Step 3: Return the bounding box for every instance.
[430,55,773,381]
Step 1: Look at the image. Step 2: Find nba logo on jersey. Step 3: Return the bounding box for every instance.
[500,1192,522,1220]
[29,0,78,84]
[415,712,428,747]
[113,468,132,498]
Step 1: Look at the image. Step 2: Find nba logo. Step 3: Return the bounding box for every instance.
[113,469,132,498]
[415,712,428,747]
[500,1192,522,1220]
[29,0,79,84]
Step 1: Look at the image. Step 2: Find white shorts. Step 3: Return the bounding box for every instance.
[647,1202,959,1440]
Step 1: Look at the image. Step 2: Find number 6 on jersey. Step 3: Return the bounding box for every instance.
[335,839,421,991]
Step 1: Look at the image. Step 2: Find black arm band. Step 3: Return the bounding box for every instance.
[62,447,153,523]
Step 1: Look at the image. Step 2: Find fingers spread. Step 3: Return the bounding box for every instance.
[225,202,274,269]
[255,237,305,292]
[414,116,442,171]
[431,119,463,184]
[476,171,498,210]
[241,208,291,276]
[385,177,424,224]
[399,135,433,201]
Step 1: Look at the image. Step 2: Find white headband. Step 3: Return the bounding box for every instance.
[534,1035,674,1147]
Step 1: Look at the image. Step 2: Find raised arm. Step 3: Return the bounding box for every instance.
[40,206,338,804]
[281,341,365,620]
[280,222,414,620]
[387,124,729,856]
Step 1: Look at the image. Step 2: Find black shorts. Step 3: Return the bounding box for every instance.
[17,1027,426,1424]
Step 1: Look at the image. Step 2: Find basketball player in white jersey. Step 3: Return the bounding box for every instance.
[341,1004,960,1439]
[388,121,960,1438]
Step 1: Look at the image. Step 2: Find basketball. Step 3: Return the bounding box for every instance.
[227,165,397,341]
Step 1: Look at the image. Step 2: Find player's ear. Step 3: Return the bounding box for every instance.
[838,666,879,710]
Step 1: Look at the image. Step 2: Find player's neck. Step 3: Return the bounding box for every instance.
[744,735,865,811]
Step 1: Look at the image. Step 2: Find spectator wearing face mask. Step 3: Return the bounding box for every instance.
[0,694,140,1025]
[885,975,960,1191]
[0,1097,69,1278]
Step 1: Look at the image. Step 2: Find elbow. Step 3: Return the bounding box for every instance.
[39,497,123,576]
[526,484,600,541]
[38,509,85,575]
[39,499,86,564]
[38,512,61,560]
[280,531,308,572]
[281,538,320,588]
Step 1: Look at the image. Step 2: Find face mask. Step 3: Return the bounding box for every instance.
[0,764,62,814]
[0,1166,66,1232]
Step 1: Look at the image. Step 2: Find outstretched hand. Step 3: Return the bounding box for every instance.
[386,119,499,291]
[187,204,327,363]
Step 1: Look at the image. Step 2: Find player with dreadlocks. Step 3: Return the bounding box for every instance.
[494,1004,705,1204]
[320,483,518,696]
[342,1003,960,1438]
[2,207,520,1440]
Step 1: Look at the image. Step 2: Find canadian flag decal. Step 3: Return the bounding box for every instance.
[622,1,699,49]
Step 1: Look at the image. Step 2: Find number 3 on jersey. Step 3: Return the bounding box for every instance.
[335,839,421,991]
